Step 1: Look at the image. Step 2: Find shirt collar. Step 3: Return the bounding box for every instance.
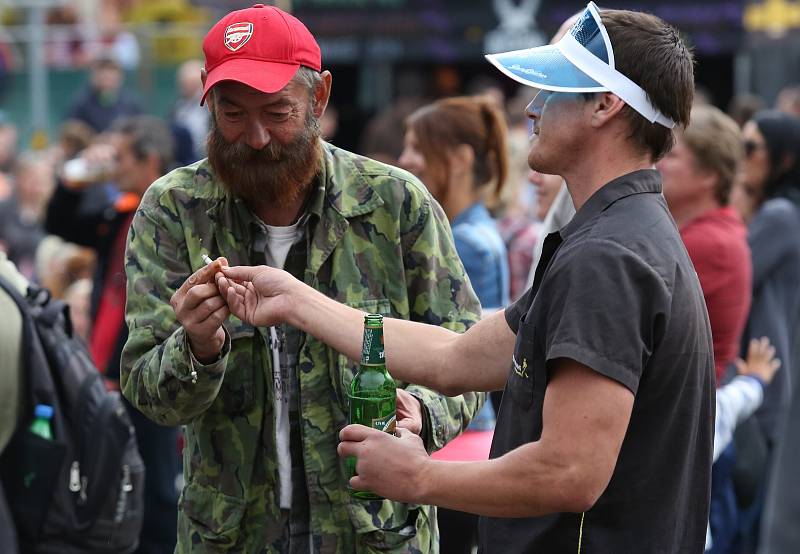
[560,168,662,239]
[452,202,491,226]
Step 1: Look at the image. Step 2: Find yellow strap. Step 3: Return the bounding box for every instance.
[578,512,585,553]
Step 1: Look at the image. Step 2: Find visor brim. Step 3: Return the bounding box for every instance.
[485,44,607,93]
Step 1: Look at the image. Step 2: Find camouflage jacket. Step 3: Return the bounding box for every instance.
[121,143,483,553]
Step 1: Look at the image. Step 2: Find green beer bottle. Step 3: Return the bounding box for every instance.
[348,313,396,499]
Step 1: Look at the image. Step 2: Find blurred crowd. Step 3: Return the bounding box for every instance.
[1,5,800,553]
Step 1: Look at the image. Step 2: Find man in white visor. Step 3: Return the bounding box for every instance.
[216,4,713,552]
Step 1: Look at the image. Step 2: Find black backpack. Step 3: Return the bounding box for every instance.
[0,276,144,553]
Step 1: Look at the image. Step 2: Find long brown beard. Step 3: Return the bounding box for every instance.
[207,110,322,210]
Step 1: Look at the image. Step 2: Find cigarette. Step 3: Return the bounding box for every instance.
[201,254,214,266]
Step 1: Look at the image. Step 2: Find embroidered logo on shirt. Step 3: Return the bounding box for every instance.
[513,355,529,379]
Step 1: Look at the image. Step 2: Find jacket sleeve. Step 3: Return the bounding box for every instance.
[714,375,764,462]
[398,185,485,452]
[120,183,231,426]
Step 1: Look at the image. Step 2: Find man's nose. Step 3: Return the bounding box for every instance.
[245,120,271,150]
[526,102,542,122]
[525,90,547,121]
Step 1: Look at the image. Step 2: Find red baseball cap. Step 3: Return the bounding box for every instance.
[201,4,321,104]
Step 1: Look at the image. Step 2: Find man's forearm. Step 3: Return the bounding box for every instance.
[415,443,594,517]
[287,282,511,394]
[288,284,461,392]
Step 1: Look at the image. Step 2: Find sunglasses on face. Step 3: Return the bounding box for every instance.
[743,140,765,157]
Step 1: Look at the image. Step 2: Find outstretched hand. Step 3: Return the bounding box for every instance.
[216,265,296,327]
[735,336,781,385]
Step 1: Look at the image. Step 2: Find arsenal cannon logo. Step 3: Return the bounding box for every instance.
[225,22,254,52]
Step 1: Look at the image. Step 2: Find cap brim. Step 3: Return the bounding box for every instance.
[485,44,606,93]
[201,58,301,104]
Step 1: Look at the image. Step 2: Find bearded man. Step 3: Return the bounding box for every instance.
[120,5,483,553]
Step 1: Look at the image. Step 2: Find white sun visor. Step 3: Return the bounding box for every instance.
[485,2,675,129]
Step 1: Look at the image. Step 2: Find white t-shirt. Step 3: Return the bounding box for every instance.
[264,221,303,509]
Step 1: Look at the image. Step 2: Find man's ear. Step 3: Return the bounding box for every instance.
[313,70,333,119]
[201,68,214,112]
[591,92,627,128]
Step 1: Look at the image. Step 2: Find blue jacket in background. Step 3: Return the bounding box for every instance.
[452,202,510,310]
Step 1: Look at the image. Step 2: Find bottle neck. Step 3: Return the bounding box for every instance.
[360,324,385,368]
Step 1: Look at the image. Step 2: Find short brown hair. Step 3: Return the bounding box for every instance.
[682,105,743,205]
[601,9,695,161]
[405,96,509,201]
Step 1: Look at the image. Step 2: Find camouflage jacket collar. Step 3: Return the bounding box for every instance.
[196,142,384,276]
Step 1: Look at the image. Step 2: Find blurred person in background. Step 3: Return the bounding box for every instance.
[709,338,780,552]
[63,277,93,344]
[731,179,758,225]
[67,53,141,133]
[0,152,55,279]
[693,85,713,106]
[494,169,562,307]
[775,84,800,118]
[658,104,751,385]
[45,115,178,554]
[466,74,506,111]
[48,119,96,168]
[656,104,752,553]
[45,5,87,68]
[400,95,510,311]
[360,69,430,164]
[0,113,18,202]
[171,59,210,158]
[734,110,800,553]
[728,94,766,129]
[84,0,140,71]
[34,235,95,300]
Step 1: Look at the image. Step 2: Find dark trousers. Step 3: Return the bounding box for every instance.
[124,399,180,554]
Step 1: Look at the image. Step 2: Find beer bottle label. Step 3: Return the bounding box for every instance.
[372,413,396,434]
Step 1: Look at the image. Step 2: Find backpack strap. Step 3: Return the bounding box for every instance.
[0,275,61,419]
[26,284,74,338]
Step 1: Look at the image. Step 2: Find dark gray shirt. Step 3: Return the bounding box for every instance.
[480,169,715,553]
